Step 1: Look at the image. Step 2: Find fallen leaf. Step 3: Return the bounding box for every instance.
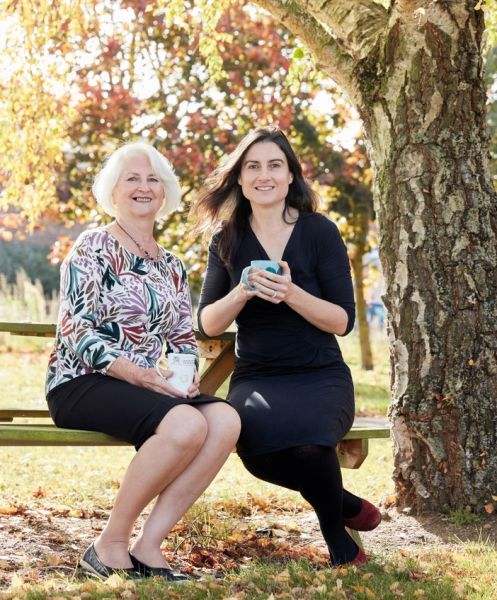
[390,581,404,597]
[0,505,25,516]
[106,573,126,589]
[45,554,64,567]
[274,568,290,582]
[32,487,46,499]
[271,528,289,538]
[9,573,24,588]
[383,494,398,508]
[484,503,494,514]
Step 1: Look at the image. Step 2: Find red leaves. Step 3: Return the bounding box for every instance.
[162,533,328,574]
[32,488,47,499]
[121,0,152,14]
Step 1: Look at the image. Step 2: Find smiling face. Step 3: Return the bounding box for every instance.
[238,141,293,209]
[111,154,165,221]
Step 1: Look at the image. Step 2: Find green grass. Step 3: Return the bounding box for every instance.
[340,330,390,416]
[1,330,496,598]
[447,508,484,527]
[2,548,495,599]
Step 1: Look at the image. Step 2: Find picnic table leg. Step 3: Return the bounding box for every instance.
[346,527,364,550]
[337,438,369,469]
[198,340,235,396]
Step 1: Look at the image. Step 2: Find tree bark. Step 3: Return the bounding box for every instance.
[256,0,497,511]
[364,2,497,511]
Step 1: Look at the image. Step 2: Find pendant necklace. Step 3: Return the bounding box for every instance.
[115,221,159,261]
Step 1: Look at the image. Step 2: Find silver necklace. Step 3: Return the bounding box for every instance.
[115,221,159,261]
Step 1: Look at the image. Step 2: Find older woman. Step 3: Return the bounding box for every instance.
[45,142,240,580]
[191,127,380,567]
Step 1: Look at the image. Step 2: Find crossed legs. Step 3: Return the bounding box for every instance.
[94,402,240,568]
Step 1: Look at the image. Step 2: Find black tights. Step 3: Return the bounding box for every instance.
[241,445,363,565]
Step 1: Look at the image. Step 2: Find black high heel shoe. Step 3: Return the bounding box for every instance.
[79,543,136,579]
[129,553,191,581]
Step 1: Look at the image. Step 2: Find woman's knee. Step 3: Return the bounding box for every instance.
[203,402,241,441]
[155,404,208,451]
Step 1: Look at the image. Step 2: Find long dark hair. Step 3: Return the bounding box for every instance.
[190,126,319,265]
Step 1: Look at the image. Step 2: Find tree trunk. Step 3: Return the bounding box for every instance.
[350,239,374,371]
[256,0,497,511]
[357,4,497,511]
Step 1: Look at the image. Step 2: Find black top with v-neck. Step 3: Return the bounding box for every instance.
[198,212,355,379]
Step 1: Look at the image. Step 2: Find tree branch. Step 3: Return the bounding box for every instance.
[252,0,361,103]
[307,0,390,60]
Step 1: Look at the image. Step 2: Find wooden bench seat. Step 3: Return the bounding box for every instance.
[0,321,390,469]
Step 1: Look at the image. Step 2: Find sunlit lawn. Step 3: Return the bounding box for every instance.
[0,330,495,598]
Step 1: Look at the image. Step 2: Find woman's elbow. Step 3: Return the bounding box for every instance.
[197,307,219,338]
[335,308,353,337]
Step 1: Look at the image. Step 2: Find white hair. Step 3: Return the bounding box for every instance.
[92,142,182,220]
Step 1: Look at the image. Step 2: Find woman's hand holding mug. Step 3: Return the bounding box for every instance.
[136,366,187,398]
[248,261,293,304]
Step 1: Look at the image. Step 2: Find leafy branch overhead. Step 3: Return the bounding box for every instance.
[0,0,384,225]
[0,0,371,285]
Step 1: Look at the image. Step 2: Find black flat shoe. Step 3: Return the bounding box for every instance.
[129,553,191,581]
[79,543,136,580]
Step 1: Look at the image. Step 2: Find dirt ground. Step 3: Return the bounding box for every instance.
[0,505,495,588]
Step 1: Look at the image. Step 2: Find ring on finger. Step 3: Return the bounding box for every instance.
[271,290,277,299]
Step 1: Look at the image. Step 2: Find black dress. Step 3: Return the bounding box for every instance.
[198,212,356,457]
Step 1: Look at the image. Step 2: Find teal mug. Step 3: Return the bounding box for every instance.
[241,260,282,290]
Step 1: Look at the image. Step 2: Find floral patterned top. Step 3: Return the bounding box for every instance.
[45,228,198,395]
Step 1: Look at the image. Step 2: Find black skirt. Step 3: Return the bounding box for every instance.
[228,366,354,457]
[47,374,224,450]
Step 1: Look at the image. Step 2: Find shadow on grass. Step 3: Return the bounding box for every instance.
[409,511,497,548]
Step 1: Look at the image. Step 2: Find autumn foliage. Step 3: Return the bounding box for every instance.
[1,0,372,291]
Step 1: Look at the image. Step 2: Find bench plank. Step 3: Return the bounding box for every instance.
[0,423,389,444]
[0,410,390,437]
[0,322,235,342]
[0,424,387,470]
[0,424,126,446]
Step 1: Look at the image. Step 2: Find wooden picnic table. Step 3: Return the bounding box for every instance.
[0,322,390,468]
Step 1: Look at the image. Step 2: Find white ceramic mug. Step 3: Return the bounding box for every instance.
[166,353,196,394]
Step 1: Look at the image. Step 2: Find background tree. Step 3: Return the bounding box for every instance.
[18,0,378,367]
[319,142,375,371]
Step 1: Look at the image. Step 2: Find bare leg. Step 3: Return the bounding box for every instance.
[93,404,208,568]
[130,402,241,567]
